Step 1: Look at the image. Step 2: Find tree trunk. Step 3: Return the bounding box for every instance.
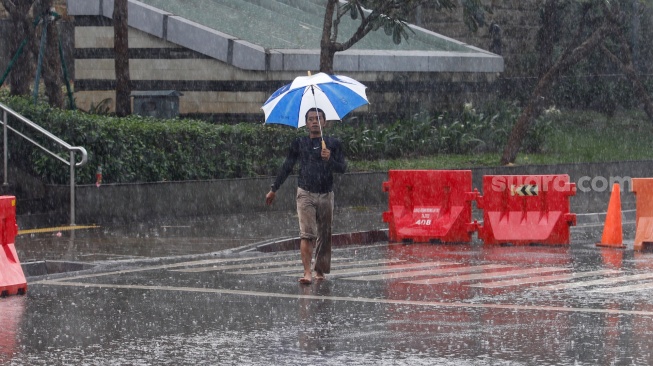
[319,0,338,73]
[500,23,614,165]
[2,0,36,96]
[35,0,64,108]
[319,47,336,74]
[114,0,131,116]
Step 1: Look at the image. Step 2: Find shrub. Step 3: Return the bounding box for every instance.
[0,94,549,184]
[0,94,302,184]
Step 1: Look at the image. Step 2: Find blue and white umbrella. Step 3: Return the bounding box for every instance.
[262,72,369,130]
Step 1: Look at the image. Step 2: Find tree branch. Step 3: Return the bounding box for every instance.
[500,22,615,165]
[338,2,397,51]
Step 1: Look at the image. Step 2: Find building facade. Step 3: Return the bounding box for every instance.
[67,0,503,122]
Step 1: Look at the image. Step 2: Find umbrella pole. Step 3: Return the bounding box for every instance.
[310,85,326,149]
[318,118,325,149]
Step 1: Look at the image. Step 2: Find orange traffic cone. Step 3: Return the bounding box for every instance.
[596,184,625,248]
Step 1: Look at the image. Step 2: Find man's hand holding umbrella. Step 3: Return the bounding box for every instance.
[321,148,331,161]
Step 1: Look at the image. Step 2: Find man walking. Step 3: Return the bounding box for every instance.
[265,107,347,284]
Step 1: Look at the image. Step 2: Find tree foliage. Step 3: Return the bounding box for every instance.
[501,0,653,164]
[319,0,487,73]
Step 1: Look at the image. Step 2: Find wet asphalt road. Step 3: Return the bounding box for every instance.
[2,207,653,365]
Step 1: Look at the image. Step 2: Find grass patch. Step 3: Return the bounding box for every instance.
[348,108,653,172]
[542,109,653,163]
[349,153,502,171]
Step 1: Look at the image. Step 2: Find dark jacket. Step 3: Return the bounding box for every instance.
[271,135,347,194]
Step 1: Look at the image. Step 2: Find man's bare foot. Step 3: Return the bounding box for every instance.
[315,271,325,281]
[298,273,312,284]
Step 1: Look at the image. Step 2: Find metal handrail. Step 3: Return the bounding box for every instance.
[0,102,88,225]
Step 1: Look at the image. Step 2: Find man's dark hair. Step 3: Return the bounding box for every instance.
[305,108,326,122]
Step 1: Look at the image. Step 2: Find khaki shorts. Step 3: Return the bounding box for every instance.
[296,187,334,241]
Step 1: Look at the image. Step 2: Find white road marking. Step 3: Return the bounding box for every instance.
[280,261,459,277]
[172,257,359,273]
[235,259,405,275]
[405,267,569,285]
[33,280,653,317]
[538,272,653,291]
[29,256,293,283]
[467,270,621,288]
[588,281,653,293]
[173,259,306,273]
[344,264,514,281]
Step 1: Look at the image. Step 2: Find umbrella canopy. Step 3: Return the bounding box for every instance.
[262,73,369,128]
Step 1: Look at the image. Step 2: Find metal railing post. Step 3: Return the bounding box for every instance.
[0,103,87,226]
[70,151,75,226]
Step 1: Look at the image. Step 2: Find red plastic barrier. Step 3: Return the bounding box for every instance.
[632,178,653,250]
[476,175,576,246]
[0,196,26,296]
[382,170,476,243]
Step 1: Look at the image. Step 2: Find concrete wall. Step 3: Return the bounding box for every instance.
[32,160,653,228]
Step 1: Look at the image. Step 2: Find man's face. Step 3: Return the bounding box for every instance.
[306,111,325,134]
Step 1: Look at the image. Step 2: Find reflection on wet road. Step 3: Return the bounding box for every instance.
[5,240,653,365]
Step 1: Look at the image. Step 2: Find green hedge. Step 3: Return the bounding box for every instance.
[0,94,548,184]
[1,94,303,184]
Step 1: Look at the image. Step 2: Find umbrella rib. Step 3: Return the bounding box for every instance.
[302,84,323,95]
